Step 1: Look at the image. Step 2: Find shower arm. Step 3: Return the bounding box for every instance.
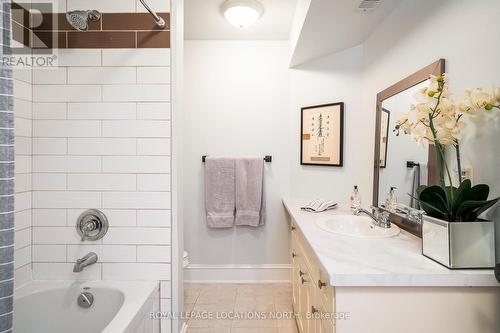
[139,0,166,28]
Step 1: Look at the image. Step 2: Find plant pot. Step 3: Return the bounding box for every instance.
[422,215,495,269]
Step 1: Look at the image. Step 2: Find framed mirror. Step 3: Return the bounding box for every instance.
[373,59,445,237]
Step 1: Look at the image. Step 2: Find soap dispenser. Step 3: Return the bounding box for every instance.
[350,185,361,209]
[385,187,398,212]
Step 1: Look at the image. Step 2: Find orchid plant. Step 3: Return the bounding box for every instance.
[394,75,500,222]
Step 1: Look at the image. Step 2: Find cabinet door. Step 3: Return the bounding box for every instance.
[297,259,309,333]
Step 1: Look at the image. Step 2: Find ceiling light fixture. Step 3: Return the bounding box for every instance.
[221,0,264,28]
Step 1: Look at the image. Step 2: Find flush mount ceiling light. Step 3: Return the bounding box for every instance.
[221,0,264,28]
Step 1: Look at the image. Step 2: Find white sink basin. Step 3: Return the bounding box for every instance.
[316,215,400,239]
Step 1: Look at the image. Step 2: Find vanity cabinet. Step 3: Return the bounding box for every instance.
[291,220,335,333]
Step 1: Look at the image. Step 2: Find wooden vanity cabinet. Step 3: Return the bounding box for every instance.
[291,220,335,333]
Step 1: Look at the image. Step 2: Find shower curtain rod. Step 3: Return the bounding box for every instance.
[138,0,166,28]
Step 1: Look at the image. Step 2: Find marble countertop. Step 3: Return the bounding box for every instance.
[283,198,499,287]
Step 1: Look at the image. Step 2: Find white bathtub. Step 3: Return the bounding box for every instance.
[14,280,159,333]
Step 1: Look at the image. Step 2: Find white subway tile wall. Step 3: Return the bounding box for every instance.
[13,67,33,287]
[30,48,172,332]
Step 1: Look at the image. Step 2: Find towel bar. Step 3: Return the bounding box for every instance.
[202,155,272,163]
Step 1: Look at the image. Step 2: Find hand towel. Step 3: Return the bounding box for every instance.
[301,199,337,213]
[205,157,235,228]
[235,158,265,227]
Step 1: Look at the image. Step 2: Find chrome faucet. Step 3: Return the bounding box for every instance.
[354,207,391,228]
[73,252,98,272]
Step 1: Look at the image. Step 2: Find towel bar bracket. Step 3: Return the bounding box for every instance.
[202,155,272,163]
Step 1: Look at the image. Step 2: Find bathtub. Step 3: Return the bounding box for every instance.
[14,280,159,333]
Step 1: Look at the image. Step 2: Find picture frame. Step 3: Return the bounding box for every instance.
[379,108,390,168]
[300,102,344,166]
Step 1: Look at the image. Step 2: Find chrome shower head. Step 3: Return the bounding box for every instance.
[66,10,101,32]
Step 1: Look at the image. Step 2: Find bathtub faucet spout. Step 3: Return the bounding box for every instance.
[73,252,98,272]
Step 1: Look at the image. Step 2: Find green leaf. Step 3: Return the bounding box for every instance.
[456,199,499,221]
[418,186,449,219]
[409,193,447,219]
[452,180,471,216]
[466,184,490,201]
[473,197,500,218]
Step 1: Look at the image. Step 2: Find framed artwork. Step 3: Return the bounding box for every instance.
[301,102,344,166]
[379,108,390,168]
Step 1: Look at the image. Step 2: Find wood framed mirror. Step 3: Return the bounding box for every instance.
[373,59,445,237]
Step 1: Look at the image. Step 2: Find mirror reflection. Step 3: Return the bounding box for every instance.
[378,80,430,210]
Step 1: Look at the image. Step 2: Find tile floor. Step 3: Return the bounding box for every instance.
[184,283,298,333]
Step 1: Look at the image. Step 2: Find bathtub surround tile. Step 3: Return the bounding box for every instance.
[102,263,171,280]
[102,156,171,173]
[14,210,31,231]
[67,209,137,227]
[32,244,66,262]
[32,173,67,190]
[32,67,67,84]
[13,98,32,118]
[102,120,171,138]
[102,49,171,66]
[14,173,31,193]
[137,67,171,84]
[137,138,171,156]
[137,210,172,227]
[137,246,171,263]
[33,85,102,102]
[32,102,67,119]
[33,155,102,173]
[137,30,170,48]
[137,174,171,191]
[137,103,171,120]
[67,173,137,191]
[33,138,67,154]
[68,138,137,155]
[14,229,31,250]
[68,31,136,49]
[67,0,136,13]
[67,102,136,120]
[67,67,137,85]
[14,246,31,269]
[103,191,171,209]
[160,280,171,299]
[33,226,101,245]
[102,85,171,102]
[55,49,102,67]
[33,191,101,209]
[33,262,102,280]
[33,209,67,226]
[102,13,170,30]
[104,227,171,245]
[67,245,136,263]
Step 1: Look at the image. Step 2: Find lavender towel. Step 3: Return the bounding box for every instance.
[205,157,235,228]
[235,158,266,227]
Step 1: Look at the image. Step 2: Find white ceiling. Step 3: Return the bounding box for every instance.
[290,0,403,67]
[184,0,298,40]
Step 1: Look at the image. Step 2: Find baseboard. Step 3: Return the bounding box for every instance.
[184,264,291,283]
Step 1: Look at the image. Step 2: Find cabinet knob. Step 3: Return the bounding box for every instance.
[311,306,319,314]
[299,270,305,277]
[291,226,296,231]
[318,279,327,289]
[301,277,307,284]
[291,252,297,258]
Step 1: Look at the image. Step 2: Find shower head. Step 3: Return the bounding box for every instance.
[66,10,101,31]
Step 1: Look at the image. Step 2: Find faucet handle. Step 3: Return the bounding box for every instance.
[378,211,391,227]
